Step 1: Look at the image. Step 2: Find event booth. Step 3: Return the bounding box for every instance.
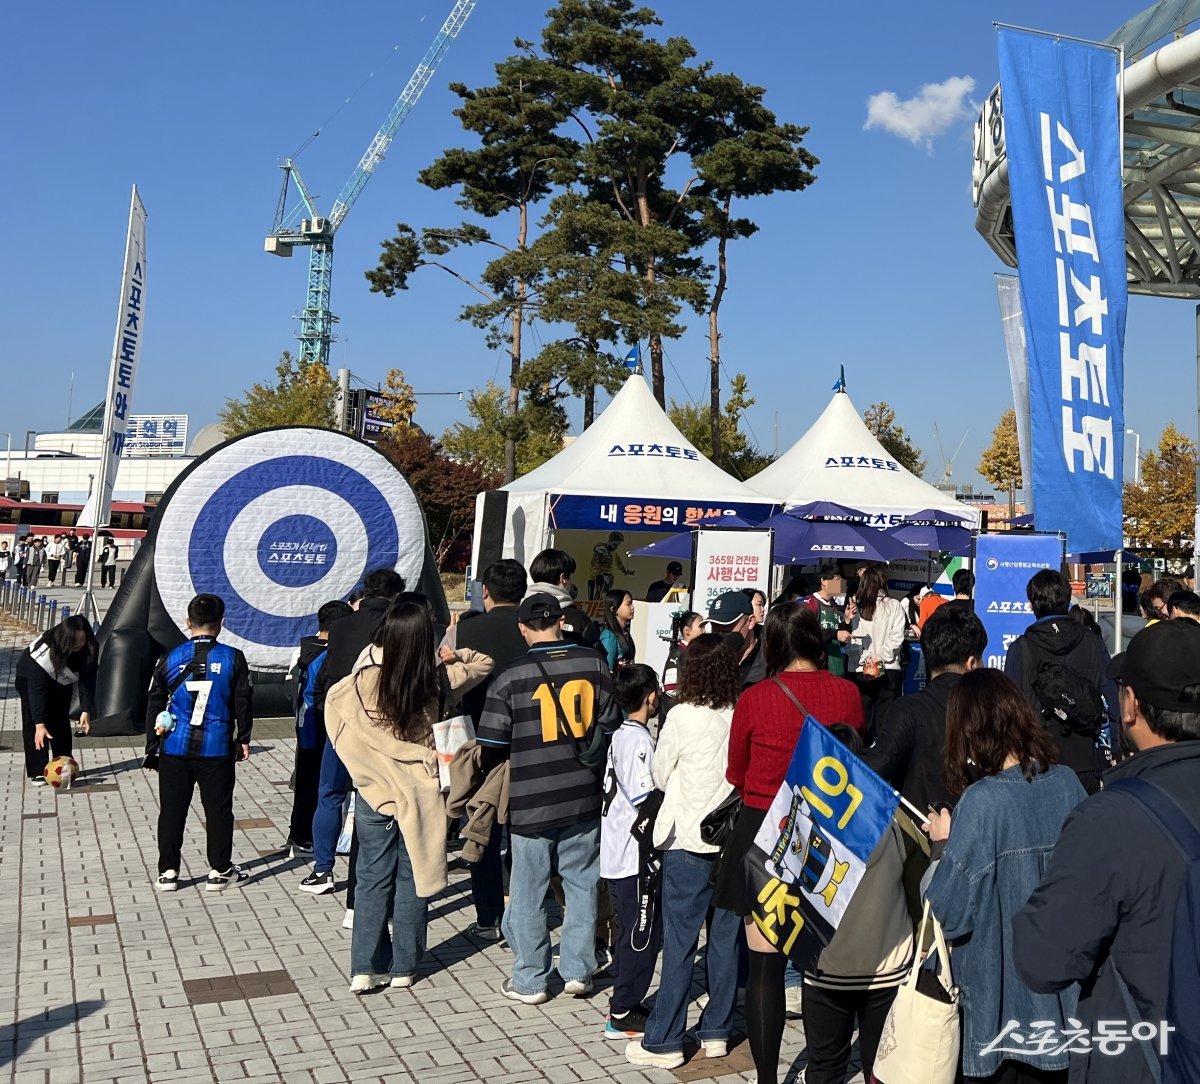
[470,375,777,598]
[747,388,979,526]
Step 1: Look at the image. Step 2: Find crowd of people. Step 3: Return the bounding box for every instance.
[0,531,120,588]
[12,546,1199,1083]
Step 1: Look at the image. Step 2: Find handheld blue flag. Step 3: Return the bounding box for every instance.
[747,716,900,968]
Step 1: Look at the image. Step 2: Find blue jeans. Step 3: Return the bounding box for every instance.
[312,737,350,874]
[350,800,427,978]
[642,849,740,1053]
[502,819,600,995]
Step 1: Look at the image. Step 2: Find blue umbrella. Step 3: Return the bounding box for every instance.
[892,522,973,557]
[628,515,759,560]
[904,507,971,524]
[761,512,920,564]
[785,500,868,521]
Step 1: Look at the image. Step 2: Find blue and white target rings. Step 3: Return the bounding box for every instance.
[154,429,425,671]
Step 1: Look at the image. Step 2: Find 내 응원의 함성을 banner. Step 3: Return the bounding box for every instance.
[997,29,1126,554]
[746,714,900,970]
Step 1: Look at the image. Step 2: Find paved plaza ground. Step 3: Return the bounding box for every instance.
[0,616,858,1084]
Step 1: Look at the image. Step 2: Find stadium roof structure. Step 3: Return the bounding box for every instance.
[975,0,1200,296]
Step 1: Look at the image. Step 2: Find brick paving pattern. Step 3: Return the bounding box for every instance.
[0,617,861,1084]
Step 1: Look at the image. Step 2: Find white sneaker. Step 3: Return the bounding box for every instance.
[501,979,548,1005]
[156,870,179,892]
[389,975,414,989]
[349,973,389,995]
[701,1039,728,1058]
[563,978,593,997]
[625,1039,684,1069]
[341,908,354,930]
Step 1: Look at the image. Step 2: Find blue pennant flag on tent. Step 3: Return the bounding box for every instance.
[623,344,641,370]
[831,365,846,392]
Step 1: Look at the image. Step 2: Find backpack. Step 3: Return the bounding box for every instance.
[1107,777,1200,1084]
[1030,658,1107,739]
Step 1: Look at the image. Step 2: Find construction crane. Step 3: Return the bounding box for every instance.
[933,422,969,485]
[265,0,478,366]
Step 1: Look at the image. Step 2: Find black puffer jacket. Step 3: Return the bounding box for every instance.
[1014,742,1200,1084]
[1005,615,1119,789]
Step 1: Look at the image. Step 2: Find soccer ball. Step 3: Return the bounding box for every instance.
[44,756,79,790]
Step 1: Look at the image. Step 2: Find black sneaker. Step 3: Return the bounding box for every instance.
[285,838,314,859]
[299,869,335,895]
[206,866,248,892]
[604,1004,650,1039]
[466,922,503,943]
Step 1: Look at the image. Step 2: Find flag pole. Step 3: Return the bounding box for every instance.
[80,184,142,627]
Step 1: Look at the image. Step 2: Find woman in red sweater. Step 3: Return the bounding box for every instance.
[713,604,862,1084]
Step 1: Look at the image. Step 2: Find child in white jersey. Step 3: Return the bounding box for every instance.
[600,664,662,1040]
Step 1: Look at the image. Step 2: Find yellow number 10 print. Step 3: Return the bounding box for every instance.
[800,756,863,830]
[532,680,595,742]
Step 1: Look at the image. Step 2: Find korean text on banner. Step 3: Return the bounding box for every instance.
[82,186,147,529]
[692,528,773,612]
[974,533,1065,670]
[746,718,900,969]
[997,31,1126,554]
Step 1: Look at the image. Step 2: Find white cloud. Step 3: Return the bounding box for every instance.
[864,76,977,149]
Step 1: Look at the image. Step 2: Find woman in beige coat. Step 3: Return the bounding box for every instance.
[326,600,491,994]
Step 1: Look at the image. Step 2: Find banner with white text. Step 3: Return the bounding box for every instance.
[974,532,1065,670]
[997,31,1125,553]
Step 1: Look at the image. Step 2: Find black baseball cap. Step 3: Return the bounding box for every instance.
[667,561,684,575]
[517,592,561,624]
[1108,619,1200,711]
[708,590,754,624]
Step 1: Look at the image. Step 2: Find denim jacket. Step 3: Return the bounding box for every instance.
[925,763,1087,1078]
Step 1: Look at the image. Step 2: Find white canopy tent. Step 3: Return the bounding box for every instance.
[472,375,777,569]
[747,389,980,526]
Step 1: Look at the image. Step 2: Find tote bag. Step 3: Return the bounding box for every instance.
[873,899,961,1084]
[432,714,475,792]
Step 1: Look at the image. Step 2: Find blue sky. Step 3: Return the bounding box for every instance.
[5,0,1192,492]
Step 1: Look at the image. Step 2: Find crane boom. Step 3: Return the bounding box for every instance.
[329,0,477,233]
[264,0,478,366]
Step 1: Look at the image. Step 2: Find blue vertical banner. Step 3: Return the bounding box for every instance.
[998,30,1126,554]
[974,533,1066,669]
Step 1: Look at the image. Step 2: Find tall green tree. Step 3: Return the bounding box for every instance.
[526,0,713,405]
[441,382,566,479]
[366,56,577,482]
[1124,423,1198,555]
[864,401,927,477]
[689,71,818,458]
[669,373,772,479]
[219,351,337,437]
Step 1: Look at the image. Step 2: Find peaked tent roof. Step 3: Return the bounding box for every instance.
[746,390,979,524]
[503,375,770,503]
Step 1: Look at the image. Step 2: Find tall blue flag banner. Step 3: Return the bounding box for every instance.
[997,30,1126,554]
[623,344,640,369]
[747,717,900,969]
[974,532,1065,670]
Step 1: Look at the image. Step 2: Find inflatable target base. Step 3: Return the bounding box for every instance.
[95,427,448,731]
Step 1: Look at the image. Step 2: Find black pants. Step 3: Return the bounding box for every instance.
[46,559,60,584]
[968,1061,1068,1083]
[100,564,115,588]
[606,873,662,1014]
[73,563,86,586]
[157,755,236,875]
[288,745,323,845]
[851,670,902,739]
[469,822,505,928]
[800,982,896,1084]
[16,675,72,779]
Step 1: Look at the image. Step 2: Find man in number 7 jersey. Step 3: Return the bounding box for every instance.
[145,593,254,893]
[476,592,622,1004]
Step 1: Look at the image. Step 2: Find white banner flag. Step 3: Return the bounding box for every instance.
[80,186,147,529]
[995,273,1033,514]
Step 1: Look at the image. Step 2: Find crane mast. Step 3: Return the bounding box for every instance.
[265,0,478,367]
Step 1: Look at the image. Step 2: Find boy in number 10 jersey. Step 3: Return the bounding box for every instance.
[145,594,253,893]
[476,592,621,1005]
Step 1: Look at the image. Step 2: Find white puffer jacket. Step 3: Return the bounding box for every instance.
[652,702,735,854]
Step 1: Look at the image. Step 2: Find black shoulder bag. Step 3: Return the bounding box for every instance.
[531,657,608,772]
[143,660,197,768]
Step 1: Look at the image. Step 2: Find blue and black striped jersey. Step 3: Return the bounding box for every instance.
[146,636,253,758]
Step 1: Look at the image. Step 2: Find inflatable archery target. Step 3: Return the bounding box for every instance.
[152,428,427,670]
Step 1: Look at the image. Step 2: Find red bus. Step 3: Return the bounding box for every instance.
[0,499,154,542]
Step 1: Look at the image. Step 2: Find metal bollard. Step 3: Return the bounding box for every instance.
[47,599,58,628]
[61,605,71,621]
[36,594,46,630]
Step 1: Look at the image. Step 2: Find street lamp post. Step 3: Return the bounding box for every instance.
[1126,427,1141,485]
